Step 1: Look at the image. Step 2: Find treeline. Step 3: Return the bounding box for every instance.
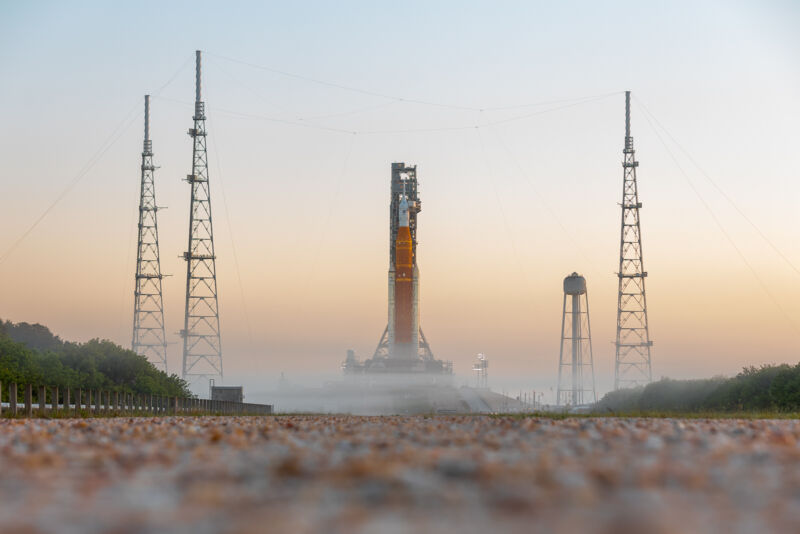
[0,319,190,398]
[597,364,800,413]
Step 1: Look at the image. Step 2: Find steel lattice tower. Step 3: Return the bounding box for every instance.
[181,50,223,384]
[132,95,168,372]
[614,91,653,389]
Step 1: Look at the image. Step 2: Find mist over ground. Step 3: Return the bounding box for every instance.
[224,368,559,410]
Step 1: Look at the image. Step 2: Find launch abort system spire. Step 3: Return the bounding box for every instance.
[557,273,596,405]
[132,95,168,372]
[614,91,653,389]
[181,50,223,385]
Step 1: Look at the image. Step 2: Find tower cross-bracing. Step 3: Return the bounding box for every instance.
[132,94,168,372]
[614,91,653,389]
[181,50,223,385]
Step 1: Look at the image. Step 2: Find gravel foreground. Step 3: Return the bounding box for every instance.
[2,416,800,533]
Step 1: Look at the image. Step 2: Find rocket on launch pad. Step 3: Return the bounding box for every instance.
[343,163,452,375]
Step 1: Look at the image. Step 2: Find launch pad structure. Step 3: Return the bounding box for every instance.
[344,163,452,376]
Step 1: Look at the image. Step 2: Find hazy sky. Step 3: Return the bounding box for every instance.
[1,1,798,400]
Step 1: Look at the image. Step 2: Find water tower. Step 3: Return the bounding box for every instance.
[556,273,596,406]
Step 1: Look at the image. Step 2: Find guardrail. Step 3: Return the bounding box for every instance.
[0,381,272,417]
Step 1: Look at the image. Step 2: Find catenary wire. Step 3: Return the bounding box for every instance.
[475,127,527,282]
[0,103,141,266]
[206,108,255,346]
[306,132,358,282]
[208,51,622,115]
[154,92,618,136]
[207,52,483,111]
[208,55,400,122]
[636,102,799,333]
[355,92,621,134]
[0,55,193,267]
[487,125,592,265]
[633,95,800,278]
[152,95,358,135]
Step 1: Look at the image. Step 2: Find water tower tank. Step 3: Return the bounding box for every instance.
[563,272,587,295]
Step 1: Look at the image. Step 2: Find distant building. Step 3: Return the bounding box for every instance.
[211,385,244,403]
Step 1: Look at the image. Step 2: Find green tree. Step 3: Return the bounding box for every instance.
[769,365,800,411]
[0,320,191,398]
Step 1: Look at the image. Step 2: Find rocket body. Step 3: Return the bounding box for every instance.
[392,195,416,359]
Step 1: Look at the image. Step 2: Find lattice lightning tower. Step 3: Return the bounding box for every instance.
[614,91,653,389]
[181,50,223,384]
[132,95,168,372]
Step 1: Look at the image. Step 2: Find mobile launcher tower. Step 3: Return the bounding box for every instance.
[344,163,452,376]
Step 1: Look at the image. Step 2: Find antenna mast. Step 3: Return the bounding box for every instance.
[614,91,653,389]
[132,95,168,371]
[181,50,223,385]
